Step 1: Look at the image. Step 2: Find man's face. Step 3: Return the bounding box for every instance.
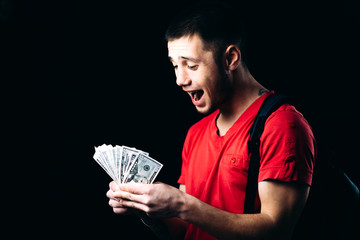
[168,35,231,115]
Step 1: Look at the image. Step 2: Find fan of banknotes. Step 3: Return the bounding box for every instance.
[93,144,163,185]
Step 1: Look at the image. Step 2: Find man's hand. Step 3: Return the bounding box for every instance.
[109,181,187,219]
[107,181,188,240]
[106,181,139,215]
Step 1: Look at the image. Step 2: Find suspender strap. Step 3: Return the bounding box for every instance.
[243,94,289,214]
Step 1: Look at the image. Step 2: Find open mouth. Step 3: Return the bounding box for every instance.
[190,90,204,102]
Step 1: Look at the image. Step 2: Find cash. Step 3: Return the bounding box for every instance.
[93,144,163,185]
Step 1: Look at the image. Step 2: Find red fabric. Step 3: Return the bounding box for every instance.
[178,92,316,240]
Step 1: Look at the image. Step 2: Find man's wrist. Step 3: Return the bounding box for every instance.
[178,191,195,222]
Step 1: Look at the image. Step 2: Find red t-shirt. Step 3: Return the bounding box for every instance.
[178,92,316,240]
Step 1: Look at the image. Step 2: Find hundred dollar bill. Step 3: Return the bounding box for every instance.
[121,146,139,183]
[93,144,162,184]
[124,153,163,184]
[94,146,117,183]
[115,145,123,184]
[93,147,112,179]
[101,145,118,180]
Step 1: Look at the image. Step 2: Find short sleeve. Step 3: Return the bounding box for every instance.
[177,159,186,185]
[177,147,187,185]
[258,105,316,186]
[177,128,191,185]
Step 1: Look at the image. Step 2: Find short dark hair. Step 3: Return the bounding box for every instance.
[165,1,247,67]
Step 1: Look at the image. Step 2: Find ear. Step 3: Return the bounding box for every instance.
[225,45,241,71]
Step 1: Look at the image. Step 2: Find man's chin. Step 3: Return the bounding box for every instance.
[195,104,217,116]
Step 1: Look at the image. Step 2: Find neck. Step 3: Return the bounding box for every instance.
[216,68,267,136]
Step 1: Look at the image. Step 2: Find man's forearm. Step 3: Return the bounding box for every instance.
[140,195,291,240]
[114,181,305,239]
[179,194,288,240]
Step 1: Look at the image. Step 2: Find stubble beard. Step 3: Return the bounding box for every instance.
[197,68,232,116]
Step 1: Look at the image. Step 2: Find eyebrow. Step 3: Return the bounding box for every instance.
[168,56,201,63]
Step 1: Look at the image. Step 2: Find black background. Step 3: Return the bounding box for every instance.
[2,0,359,239]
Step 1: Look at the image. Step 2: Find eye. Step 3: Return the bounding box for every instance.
[188,65,199,70]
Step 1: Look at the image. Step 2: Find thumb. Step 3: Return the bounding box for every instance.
[118,182,149,195]
[109,181,120,191]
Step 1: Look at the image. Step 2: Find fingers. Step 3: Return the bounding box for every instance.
[113,188,142,200]
[114,183,151,204]
[108,198,123,208]
[106,188,119,201]
[108,194,147,214]
[118,182,150,195]
[107,183,144,204]
[106,182,153,214]
[113,207,138,215]
[108,199,136,215]
[119,198,150,213]
[109,181,120,191]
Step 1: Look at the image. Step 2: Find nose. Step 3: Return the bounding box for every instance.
[176,66,191,87]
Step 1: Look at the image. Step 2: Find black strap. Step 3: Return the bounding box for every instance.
[243,94,289,213]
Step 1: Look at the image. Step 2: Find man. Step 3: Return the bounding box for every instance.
[106,2,316,239]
